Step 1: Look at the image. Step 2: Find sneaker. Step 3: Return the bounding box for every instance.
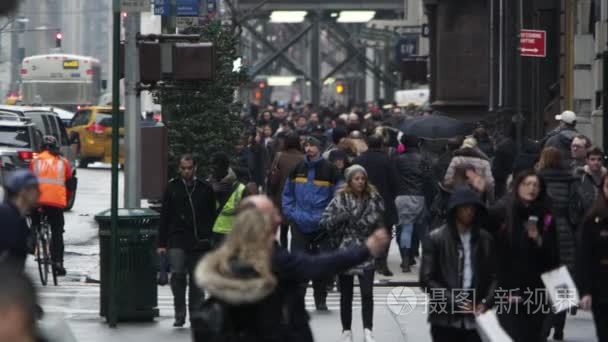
[364,328,376,342]
[340,330,353,342]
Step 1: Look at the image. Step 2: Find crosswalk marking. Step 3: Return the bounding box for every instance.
[36,281,429,316]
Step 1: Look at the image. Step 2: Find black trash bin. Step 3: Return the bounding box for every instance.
[95,208,160,323]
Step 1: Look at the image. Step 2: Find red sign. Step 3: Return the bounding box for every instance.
[520,29,546,57]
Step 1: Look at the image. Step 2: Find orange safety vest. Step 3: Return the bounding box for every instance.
[31,152,68,208]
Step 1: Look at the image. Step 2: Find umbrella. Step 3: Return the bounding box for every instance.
[399,114,471,139]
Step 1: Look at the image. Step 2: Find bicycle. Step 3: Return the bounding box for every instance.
[33,213,58,286]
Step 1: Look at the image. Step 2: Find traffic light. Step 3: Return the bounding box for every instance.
[55,32,63,48]
[336,82,345,94]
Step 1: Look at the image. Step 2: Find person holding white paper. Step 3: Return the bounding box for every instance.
[487,170,560,342]
[420,186,497,342]
[577,172,608,341]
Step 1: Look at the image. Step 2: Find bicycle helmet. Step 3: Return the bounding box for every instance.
[41,135,59,152]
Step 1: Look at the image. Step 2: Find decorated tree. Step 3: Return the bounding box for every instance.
[154,20,248,177]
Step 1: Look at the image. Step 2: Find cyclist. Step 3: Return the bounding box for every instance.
[0,169,40,270]
[30,136,72,276]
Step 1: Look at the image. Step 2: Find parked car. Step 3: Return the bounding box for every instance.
[68,106,125,168]
[0,105,78,210]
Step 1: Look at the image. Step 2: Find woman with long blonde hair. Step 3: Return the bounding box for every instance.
[194,209,278,341]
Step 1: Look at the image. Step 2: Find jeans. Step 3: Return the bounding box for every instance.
[339,269,374,330]
[290,226,329,303]
[396,204,427,250]
[168,248,205,322]
[431,326,481,342]
[32,206,65,264]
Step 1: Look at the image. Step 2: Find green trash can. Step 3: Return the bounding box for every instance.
[95,208,160,322]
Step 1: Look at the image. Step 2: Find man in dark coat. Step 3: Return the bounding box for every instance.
[542,111,578,166]
[354,134,399,276]
[158,154,217,327]
[267,132,305,248]
[574,147,606,213]
[420,187,497,342]
[394,134,433,272]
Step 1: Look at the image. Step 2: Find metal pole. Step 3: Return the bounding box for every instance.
[515,0,524,153]
[161,0,176,125]
[109,0,121,328]
[603,50,608,153]
[124,13,142,208]
[310,12,321,107]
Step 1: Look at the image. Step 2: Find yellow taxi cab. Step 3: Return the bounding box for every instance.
[67,106,125,168]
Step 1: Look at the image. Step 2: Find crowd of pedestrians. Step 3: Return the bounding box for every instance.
[3,101,608,342]
[185,105,608,342]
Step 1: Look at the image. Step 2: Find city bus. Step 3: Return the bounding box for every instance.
[20,54,102,111]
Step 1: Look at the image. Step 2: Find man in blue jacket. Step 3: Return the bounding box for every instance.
[282,136,341,311]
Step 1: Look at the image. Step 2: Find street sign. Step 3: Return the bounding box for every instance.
[121,0,150,12]
[154,0,170,15]
[154,0,201,16]
[520,29,546,58]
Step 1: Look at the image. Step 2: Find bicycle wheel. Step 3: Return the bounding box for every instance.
[36,235,49,286]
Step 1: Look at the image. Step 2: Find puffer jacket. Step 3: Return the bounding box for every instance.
[282,157,341,233]
[444,147,495,193]
[393,148,431,197]
[420,187,497,329]
[538,167,581,271]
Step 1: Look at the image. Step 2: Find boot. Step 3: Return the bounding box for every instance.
[54,263,67,276]
[315,297,328,311]
[375,259,393,277]
[400,248,411,273]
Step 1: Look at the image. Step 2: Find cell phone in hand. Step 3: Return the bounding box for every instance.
[527,216,539,225]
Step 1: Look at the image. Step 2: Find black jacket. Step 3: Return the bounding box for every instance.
[538,168,581,271]
[577,214,608,303]
[574,166,606,214]
[354,149,399,227]
[420,187,497,329]
[194,243,370,342]
[394,148,431,197]
[0,201,30,270]
[158,178,217,251]
[487,197,560,293]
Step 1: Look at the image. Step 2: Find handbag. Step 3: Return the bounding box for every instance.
[268,152,282,190]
